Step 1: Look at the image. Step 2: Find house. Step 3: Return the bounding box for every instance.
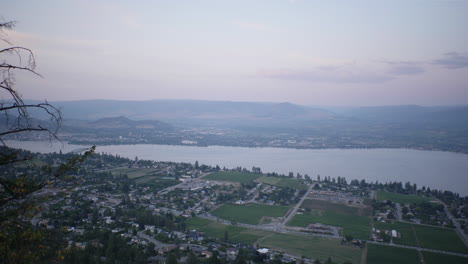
[158,244,178,255]
[201,251,213,258]
[227,248,239,256]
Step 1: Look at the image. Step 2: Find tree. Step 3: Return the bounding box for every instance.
[167,253,178,264]
[0,20,94,263]
[0,22,62,145]
[187,252,198,264]
[224,229,229,242]
[208,250,221,264]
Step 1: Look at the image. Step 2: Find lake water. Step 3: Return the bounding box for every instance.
[5,140,468,196]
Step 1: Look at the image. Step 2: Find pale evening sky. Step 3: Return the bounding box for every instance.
[1,0,468,106]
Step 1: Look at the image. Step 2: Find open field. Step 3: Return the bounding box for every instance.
[373,221,417,246]
[373,221,468,253]
[258,176,307,190]
[367,244,419,264]
[262,233,361,263]
[107,167,177,185]
[108,167,158,179]
[188,218,361,263]
[288,210,370,239]
[422,251,468,264]
[301,199,372,216]
[412,224,468,254]
[186,217,271,244]
[376,191,433,204]
[211,204,290,225]
[14,159,47,168]
[204,171,261,183]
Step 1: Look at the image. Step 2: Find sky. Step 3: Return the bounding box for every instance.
[1,0,468,106]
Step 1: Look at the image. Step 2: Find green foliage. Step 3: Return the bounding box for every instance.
[1,146,95,207]
[0,146,95,263]
[0,221,65,264]
[64,229,147,264]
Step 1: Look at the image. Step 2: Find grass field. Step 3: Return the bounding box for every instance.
[412,224,468,254]
[258,176,307,190]
[108,167,158,179]
[186,217,270,244]
[376,191,433,204]
[373,221,417,246]
[188,217,361,263]
[373,221,468,253]
[422,251,468,264]
[288,210,371,239]
[204,171,261,183]
[367,244,420,264]
[107,167,176,185]
[301,199,372,216]
[211,203,290,225]
[262,233,361,264]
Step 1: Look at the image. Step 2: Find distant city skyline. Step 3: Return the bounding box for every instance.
[2,0,468,106]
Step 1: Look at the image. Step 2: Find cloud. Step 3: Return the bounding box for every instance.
[257,66,394,84]
[388,65,424,75]
[433,52,468,69]
[384,61,425,76]
[233,21,272,32]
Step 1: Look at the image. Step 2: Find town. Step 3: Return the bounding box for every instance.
[2,147,467,264]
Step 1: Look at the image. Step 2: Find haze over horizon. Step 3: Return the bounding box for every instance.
[2,0,468,106]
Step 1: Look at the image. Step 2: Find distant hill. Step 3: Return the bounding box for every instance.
[24,99,468,129]
[11,99,468,152]
[25,100,336,126]
[89,116,173,130]
[332,105,468,128]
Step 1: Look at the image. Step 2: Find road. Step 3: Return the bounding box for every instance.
[366,240,468,258]
[159,172,212,193]
[440,200,468,248]
[137,231,170,249]
[278,183,314,230]
[395,203,403,221]
[198,213,340,239]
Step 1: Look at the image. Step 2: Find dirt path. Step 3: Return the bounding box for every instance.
[255,233,274,246]
[411,224,426,264]
[360,244,368,264]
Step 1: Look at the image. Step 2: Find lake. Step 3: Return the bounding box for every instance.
[5,140,468,196]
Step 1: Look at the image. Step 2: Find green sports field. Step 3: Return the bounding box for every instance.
[204,171,261,183]
[300,199,372,216]
[262,233,361,264]
[211,203,290,225]
[373,220,468,254]
[257,176,307,190]
[188,217,361,263]
[288,209,371,240]
[187,217,270,244]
